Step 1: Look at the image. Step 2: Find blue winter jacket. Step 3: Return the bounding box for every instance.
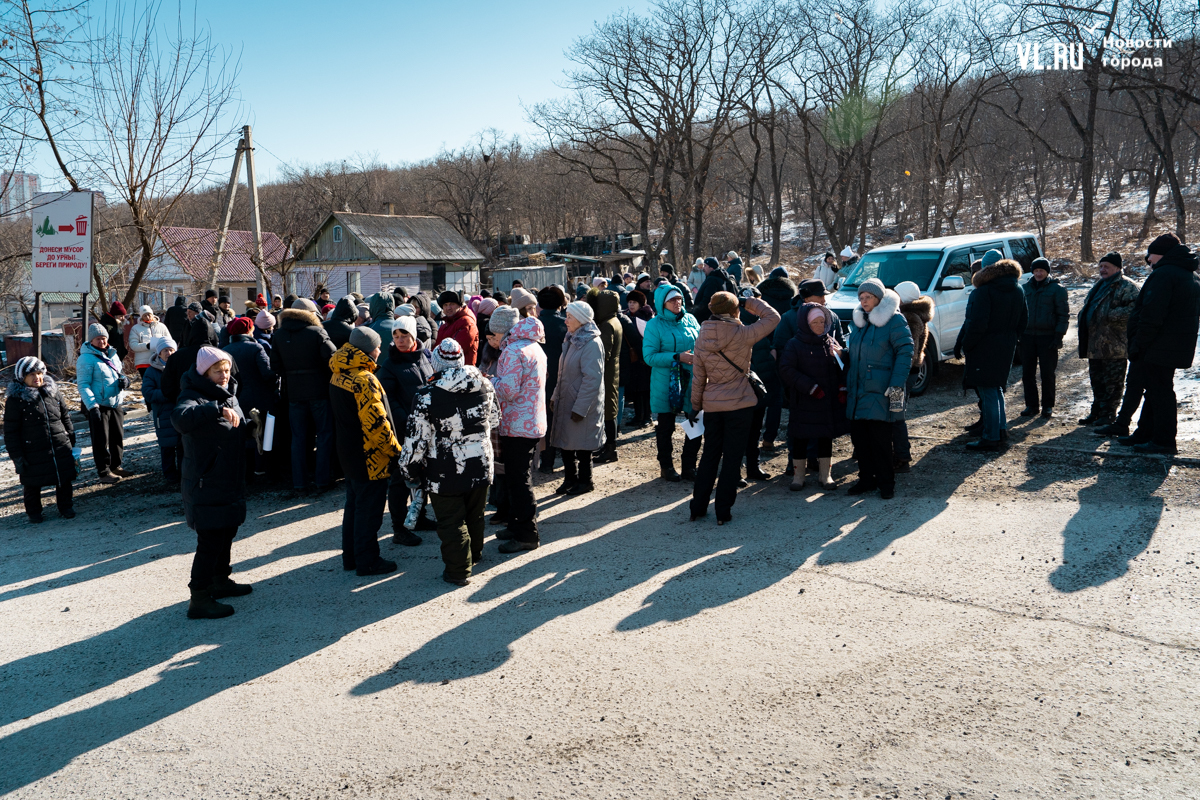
[141,364,180,447]
[76,342,124,410]
[642,283,701,415]
[845,291,914,422]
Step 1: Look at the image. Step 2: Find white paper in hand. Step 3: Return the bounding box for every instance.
[682,410,705,439]
[262,413,276,452]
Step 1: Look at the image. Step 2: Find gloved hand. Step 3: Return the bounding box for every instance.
[837,387,847,405]
[117,375,131,390]
[809,385,825,399]
[570,411,585,422]
[686,411,699,426]
[1055,335,1065,350]
[88,406,102,422]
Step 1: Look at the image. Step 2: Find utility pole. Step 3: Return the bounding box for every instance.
[208,125,270,298]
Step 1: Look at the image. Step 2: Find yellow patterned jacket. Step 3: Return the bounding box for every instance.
[329,343,401,481]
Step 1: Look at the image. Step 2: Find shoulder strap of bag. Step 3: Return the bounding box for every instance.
[717,349,748,377]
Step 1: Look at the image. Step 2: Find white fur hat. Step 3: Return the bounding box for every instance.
[894,281,921,304]
[840,245,856,259]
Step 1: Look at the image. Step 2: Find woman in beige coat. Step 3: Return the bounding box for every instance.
[688,291,779,523]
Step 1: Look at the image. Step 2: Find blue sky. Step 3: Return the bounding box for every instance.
[192,0,648,183]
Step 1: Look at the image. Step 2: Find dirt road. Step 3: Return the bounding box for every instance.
[1,310,1197,799]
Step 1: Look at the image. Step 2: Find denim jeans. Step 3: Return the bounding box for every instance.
[978,386,1006,442]
[289,399,334,489]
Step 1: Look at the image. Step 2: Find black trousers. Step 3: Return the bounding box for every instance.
[561,449,593,483]
[342,478,387,569]
[602,419,617,451]
[744,401,768,467]
[160,444,182,480]
[850,419,895,489]
[24,483,72,518]
[1130,361,1178,446]
[540,409,558,469]
[690,406,753,521]
[189,526,237,590]
[630,391,651,424]
[655,412,702,469]
[1116,361,1147,428]
[88,406,124,474]
[499,435,539,542]
[430,484,488,581]
[892,420,911,463]
[790,436,833,458]
[1020,335,1060,410]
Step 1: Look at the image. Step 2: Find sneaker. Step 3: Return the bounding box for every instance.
[110,466,135,477]
[356,558,398,577]
[98,472,121,484]
[736,478,750,489]
[498,539,539,554]
[209,576,253,598]
[392,528,422,547]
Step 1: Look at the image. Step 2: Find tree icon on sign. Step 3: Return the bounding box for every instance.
[35,217,55,237]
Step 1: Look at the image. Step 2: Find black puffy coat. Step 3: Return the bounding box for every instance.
[172,368,249,531]
[1127,244,1200,369]
[758,274,798,317]
[224,334,278,413]
[163,316,224,404]
[270,308,337,403]
[693,268,738,323]
[538,308,568,396]
[376,344,434,435]
[164,297,189,344]
[960,259,1027,388]
[618,309,653,393]
[1022,276,1069,338]
[323,296,356,348]
[778,308,849,440]
[4,376,76,488]
[740,305,779,390]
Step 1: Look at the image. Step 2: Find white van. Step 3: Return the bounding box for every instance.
[827,232,1044,394]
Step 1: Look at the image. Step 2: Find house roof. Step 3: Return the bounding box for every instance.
[158,227,290,283]
[300,213,483,264]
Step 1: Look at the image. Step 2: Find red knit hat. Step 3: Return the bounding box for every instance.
[256,293,267,309]
[110,301,127,316]
[226,316,254,336]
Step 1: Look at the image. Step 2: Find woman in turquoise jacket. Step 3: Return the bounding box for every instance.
[76,322,131,482]
[642,284,702,481]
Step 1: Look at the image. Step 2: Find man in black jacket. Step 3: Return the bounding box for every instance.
[323,295,357,348]
[1019,257,1070,417]
[164,296,188,344]
[270,298,338,491]
[1118,233,1200,454]
[537,286,568,473]
[692,257,737,324]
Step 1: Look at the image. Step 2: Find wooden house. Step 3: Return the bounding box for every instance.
[136,227,291,309]
[292,212,484,298]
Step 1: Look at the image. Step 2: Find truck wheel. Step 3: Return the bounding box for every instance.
[907,340,939,396]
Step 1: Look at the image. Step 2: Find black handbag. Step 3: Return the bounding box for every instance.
[717,350,767,402]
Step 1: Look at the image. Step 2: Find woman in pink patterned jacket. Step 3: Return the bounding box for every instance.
[489,308,548,553]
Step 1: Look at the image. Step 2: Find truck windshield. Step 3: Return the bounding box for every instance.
[840,250,943,291]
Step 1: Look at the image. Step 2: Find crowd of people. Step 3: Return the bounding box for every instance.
[4,235,1198,620]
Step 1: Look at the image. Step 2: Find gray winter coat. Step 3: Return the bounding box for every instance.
[845,290,914,422]
[548,321,606,451]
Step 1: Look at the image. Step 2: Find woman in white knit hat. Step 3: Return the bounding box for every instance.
[547,301,606,495]
[128,305,170,378]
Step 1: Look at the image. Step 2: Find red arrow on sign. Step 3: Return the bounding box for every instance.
[58,224,74,232]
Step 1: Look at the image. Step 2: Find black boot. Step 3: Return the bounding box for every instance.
[660,463,682,482]
[556,459,579,495]
[392,527,422,546]
[538,447,557,474]
[209,576,253,598]
[187,589,234,619]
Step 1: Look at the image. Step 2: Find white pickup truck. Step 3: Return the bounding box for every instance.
[826,232,1044,394]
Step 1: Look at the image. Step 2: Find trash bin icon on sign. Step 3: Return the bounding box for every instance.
[75,215,88,236]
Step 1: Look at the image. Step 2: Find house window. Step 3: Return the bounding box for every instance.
[287,273,297,295]
[173,285,185,298]
[347,271,360,296]
[333,225,342,243]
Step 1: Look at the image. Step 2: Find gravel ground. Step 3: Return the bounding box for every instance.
[1,304,1198,799]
